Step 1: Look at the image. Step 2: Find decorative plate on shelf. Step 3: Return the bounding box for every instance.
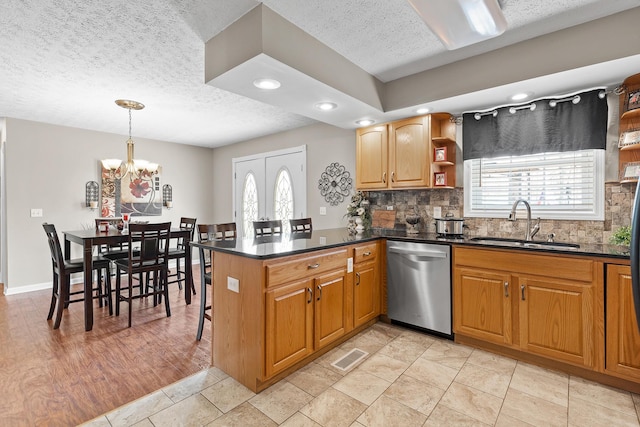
[618,129,640,149]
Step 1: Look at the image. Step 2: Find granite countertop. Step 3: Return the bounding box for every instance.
[191,228,630,261]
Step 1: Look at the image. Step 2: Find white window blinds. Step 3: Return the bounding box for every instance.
[463,149,604,220]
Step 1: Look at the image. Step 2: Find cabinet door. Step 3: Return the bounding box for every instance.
[389,116,429,188]
[354,260,379,328]
[519,275,596,368]
[314,270,347,349]
[606,264,640,380]
[356,125,388,189]
[265,278,314,377]
[453,267,512,345]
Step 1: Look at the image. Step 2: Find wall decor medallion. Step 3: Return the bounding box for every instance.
[318,162,353,206]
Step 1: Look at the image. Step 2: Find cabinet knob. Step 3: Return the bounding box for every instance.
[308,263,320,269]
[504,281,509,297]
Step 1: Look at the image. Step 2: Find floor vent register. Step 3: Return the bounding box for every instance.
[331,348,369,371]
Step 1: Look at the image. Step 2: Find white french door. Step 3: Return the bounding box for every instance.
[233,146,307,238]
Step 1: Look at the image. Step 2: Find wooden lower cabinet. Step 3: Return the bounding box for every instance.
[265,278,314,378]
[314,270,347,350]
[454,267,512,345]
[453,247,599,370]
[354,259,379,328]
[606,264,640,381]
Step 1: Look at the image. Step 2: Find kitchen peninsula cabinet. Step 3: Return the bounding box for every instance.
[453,247,600,370]
[199,232,382,393]
[356,113,456,190]
[605,264,640,382]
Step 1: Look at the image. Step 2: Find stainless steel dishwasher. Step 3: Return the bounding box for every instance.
[386,241,452,338]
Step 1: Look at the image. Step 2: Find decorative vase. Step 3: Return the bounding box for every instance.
[355,217,364,234]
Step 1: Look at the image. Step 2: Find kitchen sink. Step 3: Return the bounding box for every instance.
[470,236,580,250]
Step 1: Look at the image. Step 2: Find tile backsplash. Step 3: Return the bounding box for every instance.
[367,182,636,244]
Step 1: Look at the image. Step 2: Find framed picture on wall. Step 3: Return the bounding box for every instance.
[621,162,640,181]
[434,172,448,187]
[434,147,447,162]
[619,129,640,148]
[626,89,640,112]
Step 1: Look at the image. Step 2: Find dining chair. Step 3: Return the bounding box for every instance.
[214,222,237,240]
[114,222,172,327]
[166,217,197,294]
[253,219,283,237]
[196,222,238,340]
[42,223,112,329]
[290,218,312,233]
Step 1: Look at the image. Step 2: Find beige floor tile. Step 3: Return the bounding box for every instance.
[286,361,343,396]
[314,346,353,376]
[421,339,473,370]
[439,382,502,425]
[465,348,517,376]
[280,412,322,426]
[205,401,277,427]
[377,332,434,364]
[300,387,368,427]
[200,376,255,413]
[333,369,392,405]
[79,416,111,427]
[356,352,410,383]
[569,375,637,416]
[425,404,491,426]
[357,395,427,427]
[105,390,174,427]
[131,419,154,427]
[455,362,512,398]
[248,380,313,424]
[149,393,222,427]
[494,413,535,427]
[162,367,227,403]
[383,374,445,416]
[404,357,459,390]
[569,395,640,427]
[500,387,567,427]
[509,362,569,407]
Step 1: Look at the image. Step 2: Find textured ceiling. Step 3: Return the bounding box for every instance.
[0,0,639,148]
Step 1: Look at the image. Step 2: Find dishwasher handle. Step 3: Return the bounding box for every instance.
[388,247,448,259]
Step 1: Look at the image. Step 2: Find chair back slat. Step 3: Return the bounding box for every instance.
[175,217,197,249]
[43,223,64,273]
[253,220,282,237]
[214,222,237,240]
[197,224,215,243]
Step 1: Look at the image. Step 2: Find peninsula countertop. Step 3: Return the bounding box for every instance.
[190,228,630,261]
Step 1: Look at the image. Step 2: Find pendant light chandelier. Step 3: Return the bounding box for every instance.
[102,99,158,180]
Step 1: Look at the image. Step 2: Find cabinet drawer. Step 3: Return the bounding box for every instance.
[266,249,348,287]
[354,243,378,264]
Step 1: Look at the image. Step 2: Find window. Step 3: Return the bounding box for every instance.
[242,172,258,237]
[273,168,294,232]
[464,149,604,220]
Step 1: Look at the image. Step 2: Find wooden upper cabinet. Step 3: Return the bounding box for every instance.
[356,125,388,189]
[389,116,430,188]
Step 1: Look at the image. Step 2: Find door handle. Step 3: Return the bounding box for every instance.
[391,171,396,182]
[356,272,361,286]
[382,172,386,183]
[363,251,371,257]
[308,263,320,269]
[521,285,526,301]
[317,285,322,301]
[504,281,509,297]
[307,287,312,304]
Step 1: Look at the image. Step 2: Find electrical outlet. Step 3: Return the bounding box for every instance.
[30,208,43,217]
[347,257,353,273]
[227,276,239,293]
[386,205,394,211]
[319,206,327,215]
[433,207,442,218]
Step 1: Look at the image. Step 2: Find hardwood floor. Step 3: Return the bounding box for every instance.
[0,268,211,426]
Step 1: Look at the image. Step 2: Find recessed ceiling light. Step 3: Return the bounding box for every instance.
[253,78,281,90]
[315,102,337,111]
[356,119,375,126]
[416,107,430,114]
[511,92,531,101]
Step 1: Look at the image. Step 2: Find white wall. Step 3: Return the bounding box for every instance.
[4,118,214,293]
[211,123,356,230]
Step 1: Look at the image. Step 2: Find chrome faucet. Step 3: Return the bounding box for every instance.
[508,199,539,241]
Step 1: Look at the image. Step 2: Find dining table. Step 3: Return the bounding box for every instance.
[63,227,193,331]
